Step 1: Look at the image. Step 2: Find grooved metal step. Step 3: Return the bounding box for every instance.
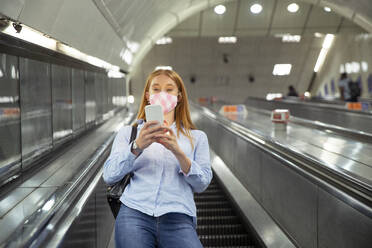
[197,224,245,235]
[197,207,235,217]
[194,194,226,202]
[196,180,256,247]
[195,201,230,209]
[199,234,252,246]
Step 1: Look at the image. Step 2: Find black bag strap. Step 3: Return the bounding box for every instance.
[129,125,137,144]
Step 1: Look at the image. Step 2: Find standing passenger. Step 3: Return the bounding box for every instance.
[338,72,352,101]
[103,69,212,248]
[287,85,299,97]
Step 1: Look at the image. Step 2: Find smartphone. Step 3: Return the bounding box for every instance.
[145,104,163,126]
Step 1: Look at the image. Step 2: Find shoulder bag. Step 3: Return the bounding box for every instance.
[106,125,137,218]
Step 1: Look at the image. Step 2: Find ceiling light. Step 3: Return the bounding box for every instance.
[126,41,139,53]
[282,35,301,42]
[314,32,324,38]
[108,70,125,78]
[120,49,133,65]
[155,66,173,71]
[361,61,368,72]
[287,3,299,13]
[324,7,331,12]
[250,4,263,14]
[266,93,283,101]
[339,64,345,73]
[314,34,334,72]
[273,64,292,76]
[156,37,172,45]
[218,36,237,44]
[3,21,57,50]
[127,95,134,104]
[304,92,311,98]
[322,34,335,49]
[214,5,226,15]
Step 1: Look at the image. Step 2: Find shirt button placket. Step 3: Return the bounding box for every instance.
[153,145,165,216]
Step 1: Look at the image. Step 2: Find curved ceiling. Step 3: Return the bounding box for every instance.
[0,0,371,72]
[93,0,372,72]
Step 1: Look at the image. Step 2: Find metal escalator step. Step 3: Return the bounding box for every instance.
[197,216,240,225]
[199,234,253,246]
[197,189,223,194]
[204,246,255,248]
[194,195,226,202]
[197,224,246,235]
[195,201,230,209]
[205,186,219,191]
[197,207,235,217]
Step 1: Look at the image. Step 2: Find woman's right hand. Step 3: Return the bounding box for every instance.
[135,121,166,150]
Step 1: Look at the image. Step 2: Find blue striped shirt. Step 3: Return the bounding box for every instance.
[102,121,212,217]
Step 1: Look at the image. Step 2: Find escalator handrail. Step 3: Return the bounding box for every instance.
[246,97,372,116]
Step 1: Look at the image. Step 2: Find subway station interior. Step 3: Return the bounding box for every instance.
[0,0,372,247]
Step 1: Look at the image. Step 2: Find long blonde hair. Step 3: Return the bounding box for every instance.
[136,69,197,148]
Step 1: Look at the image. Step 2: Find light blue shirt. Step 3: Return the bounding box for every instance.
[102,121,212,217]
[338,78,351,99]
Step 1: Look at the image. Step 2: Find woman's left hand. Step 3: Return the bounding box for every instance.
[155,127,181,155]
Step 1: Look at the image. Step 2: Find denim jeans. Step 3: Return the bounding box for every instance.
[115,204,203,248]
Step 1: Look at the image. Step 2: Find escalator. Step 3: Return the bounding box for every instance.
[196,178,257,248]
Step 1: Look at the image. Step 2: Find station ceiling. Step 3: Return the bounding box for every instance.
[0,0,371,72]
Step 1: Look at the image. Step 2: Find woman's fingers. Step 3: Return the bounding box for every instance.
[143,120,160,128]
[161,126,175,136]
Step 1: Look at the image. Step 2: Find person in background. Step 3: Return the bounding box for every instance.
[338,72,352,101]
[103,69,212,248]
[287,85,299,97]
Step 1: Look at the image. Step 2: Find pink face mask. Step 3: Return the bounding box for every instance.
[149,92,178,114]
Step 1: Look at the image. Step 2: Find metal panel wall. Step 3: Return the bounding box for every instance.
[51,64,72,144]
[60,178,114,248]
[192,109,372,248]
[85,71,96,125]
[261,154,318,248]
[94,73,104,122]
[0,53,21,182]
[19,58,52,168]
[318,188,372,248]
[72,68,85,133]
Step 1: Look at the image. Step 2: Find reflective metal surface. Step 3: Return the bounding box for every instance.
[210,150,296,248]
[95,73,104,122]
[191,103,372,248]
[0,109,132,247]
[0,53,21,184]
[245,97,372,135]
[242,110,372,185]
[208,104,372,187]
[52,64,72,144]
[19,58,52,168]
[85,71,96,125]
[72,68,85,133]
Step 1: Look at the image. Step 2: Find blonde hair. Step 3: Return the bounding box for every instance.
[136,69,197,148]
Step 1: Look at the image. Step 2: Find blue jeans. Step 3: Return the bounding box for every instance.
[115,204,203,248]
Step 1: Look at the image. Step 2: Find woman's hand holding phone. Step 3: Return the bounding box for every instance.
[135,121,167,150]
[154,127,180,154]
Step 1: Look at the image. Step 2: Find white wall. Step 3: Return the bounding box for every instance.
[313,34,372,99]
[130,36,324,104]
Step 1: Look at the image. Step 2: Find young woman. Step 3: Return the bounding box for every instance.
[103,69,212,248]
